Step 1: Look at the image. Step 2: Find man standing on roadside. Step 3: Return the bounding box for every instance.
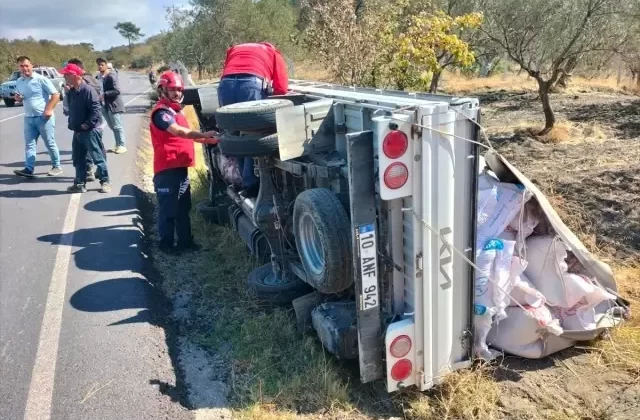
[217,42,289,197]
[63,58,105,182]
[96,57,127,154]
[61,63,111,194]
[13,56,62,178]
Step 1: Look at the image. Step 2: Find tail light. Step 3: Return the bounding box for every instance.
[383,131,408,159]
[384,163,409,189]
[391,359,412,381]
[390,335,412,358]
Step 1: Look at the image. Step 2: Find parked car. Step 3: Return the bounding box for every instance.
[184,80,624,393]
[1,66,66,107]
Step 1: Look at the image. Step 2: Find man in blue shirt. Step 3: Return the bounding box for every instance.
[13,56,62,178]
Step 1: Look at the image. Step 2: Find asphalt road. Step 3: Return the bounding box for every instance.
[0,73,191,420]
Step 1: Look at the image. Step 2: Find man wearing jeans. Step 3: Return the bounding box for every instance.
[63,58,105,182]
[217,42,288,197]
[13,56,62,178]
[60,63,111,194]
[96,58,127,154]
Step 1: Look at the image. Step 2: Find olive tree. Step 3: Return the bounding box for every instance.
[481,0,630,134]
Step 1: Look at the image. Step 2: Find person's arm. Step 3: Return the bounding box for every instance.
[103,74,121,99]
[272,50,289,95]
[167,124,218,144]
[153,110,218,143]
[81,87,102,130]
[41,77,60,118]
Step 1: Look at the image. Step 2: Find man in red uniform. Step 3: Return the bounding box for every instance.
[151,71,218,253]
[218,42,289,197]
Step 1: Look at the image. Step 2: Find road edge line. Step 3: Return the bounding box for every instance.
[23,193,81,420]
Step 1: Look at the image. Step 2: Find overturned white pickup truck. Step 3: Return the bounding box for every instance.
[185,81,627,393]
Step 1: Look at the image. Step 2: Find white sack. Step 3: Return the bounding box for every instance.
[476,173,532,247]
[510,273,546,308]
[474,238,519,360]
[525,236,616,309]
[487,306,564,359]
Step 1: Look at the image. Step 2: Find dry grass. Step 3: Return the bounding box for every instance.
[442,71,640,96]
[292,61,333,82]
[505,120,612,144]
[591,265,640,378]
[402,366,499,420]
[443,71,536,94]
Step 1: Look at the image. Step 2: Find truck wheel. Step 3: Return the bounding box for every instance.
[196,199,219,224]
[4,99,15,107]
[215,99,293,131]
[247,264,312,306]
[293,189,354,294]
[219,132,279,157]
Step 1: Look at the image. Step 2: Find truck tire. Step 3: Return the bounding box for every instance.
[293,189,354,294]
[196,199,219,224]
[247,264,312,306]
[219,132,279,157]
[215,99,293,131]
[4,98,15,107]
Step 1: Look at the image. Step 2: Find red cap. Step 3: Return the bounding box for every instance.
[59,63,84,76]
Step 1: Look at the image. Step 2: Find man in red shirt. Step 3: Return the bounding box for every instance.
[151,71,218,253]
[217,42,289,197]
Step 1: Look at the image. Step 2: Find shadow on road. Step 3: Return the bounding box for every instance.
[36,183,192,409]
[1,159,73,168]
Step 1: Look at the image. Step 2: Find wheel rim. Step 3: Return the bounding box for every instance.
[261,269,295,286]
[298,213,324,276]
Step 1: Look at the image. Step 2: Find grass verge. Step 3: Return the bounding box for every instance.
[138,105,353,416]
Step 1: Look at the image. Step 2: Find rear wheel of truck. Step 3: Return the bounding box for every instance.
[218,132,279,157]
[293,188,354,294]
[247,263,312,306]
[4,99,15,107]
[215,99,293,132]
[196,199,220,224]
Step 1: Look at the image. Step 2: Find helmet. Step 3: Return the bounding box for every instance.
[158,71,184,90]
[157,71,185,103]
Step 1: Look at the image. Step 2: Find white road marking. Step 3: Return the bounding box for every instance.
[0,103,63,124]
[124,88,152,107]
[23,193,81,420]
[0,112,25,123]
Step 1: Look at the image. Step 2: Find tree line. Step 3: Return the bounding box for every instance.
[153,0,640,133]
[4,0,640,133]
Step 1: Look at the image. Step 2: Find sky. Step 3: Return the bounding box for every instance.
[0,0,187,50]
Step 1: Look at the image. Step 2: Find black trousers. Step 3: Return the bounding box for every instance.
[153,167,192,247]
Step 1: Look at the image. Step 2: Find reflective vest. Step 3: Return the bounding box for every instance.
[149,98,195,174]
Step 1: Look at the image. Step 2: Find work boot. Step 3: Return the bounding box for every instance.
[67,184,87,193]
[86,171,96,182]
[14,168,35,178]
[47,166,63,176]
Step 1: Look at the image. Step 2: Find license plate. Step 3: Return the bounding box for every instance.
[357,224,379,310]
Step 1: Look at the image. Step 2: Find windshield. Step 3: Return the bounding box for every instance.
[8,71,20,81]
